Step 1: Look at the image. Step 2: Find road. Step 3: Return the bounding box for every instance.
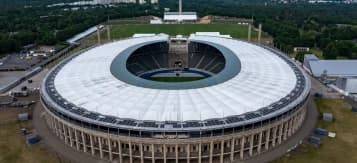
[243,96,318,163]
[32,96,109,163]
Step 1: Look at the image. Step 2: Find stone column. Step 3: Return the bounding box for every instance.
[129,142,133,163]
[90,135,95,155]
[240,137,245,159]
[272,126,277,147]
[68,128,74,147]
[62,123,67,143]
[98,137,103,159]
[220,140,224,163]
[257,131,263,153]
[75,130,80,150]
[278,124,283,144]
[82,132,87,153]
[164,144,167,163]
[54,118,59,136]
[265,129,271,150]
[249,135,254,156]
[230,138,234,161]
[152,144,155,163]
[209,141,213,163]
[283,122,288,141]
[198,143,202,163]
[140,143,144,163]
[187,144,190,163]
[108,138,113,161]
[176,144,179,163]
[119,140,123,163]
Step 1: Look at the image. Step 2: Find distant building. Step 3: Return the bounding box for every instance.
[163,12,197,22]
[303,54,357,78]
[294,47,310,53]
[163,0,197,23]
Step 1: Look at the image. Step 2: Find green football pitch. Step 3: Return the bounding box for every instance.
[149,76,205,82]
[96,24,264,40]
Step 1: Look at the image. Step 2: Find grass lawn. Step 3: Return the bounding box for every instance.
[150,76,204,82]
[86,24,268,41]
[275,99,357,163]
[0,121,63,163]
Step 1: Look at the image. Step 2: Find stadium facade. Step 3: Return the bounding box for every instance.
[40,33,310,163]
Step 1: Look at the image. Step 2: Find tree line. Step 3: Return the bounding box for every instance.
[0,0,356,59]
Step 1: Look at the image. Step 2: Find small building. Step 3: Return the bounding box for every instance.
[322,113,333,122]
[294,47,310,53]
[336,77,357,94]
[150,19,163,24]
[18,113,29,121]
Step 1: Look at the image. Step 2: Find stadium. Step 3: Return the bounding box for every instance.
[40,32,310,163]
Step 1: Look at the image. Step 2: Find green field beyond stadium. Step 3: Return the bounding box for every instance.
[150,76,205,82]
[100,24,263,39]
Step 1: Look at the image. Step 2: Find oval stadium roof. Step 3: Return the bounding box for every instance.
[49,34,303,122]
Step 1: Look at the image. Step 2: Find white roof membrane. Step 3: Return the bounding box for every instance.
[54,35,297,122]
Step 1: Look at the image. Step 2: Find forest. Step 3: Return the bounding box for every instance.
[0,0,356,59]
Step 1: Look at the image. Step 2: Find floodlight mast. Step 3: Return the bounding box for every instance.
[179,0,182,15]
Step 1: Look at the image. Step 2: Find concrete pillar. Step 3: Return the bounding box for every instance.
[249,135,254,156]
[119,140,123,163]
[54,118,59,136]
[187,144,190,163]
[292,115,297,132]
[283,122,288,141]
[90,135,95,155]
[176,144,179,163]
[248,24,252,42]
[75,130,80,150]
[220,140,224,163]
[240,136,245,159]
[198,143,202,163]
[97,26,101,44]
[230,139,234,161]
[152,144,155,163]
[62,123,67,143]
[98,137,103,159]
[82,132,87,153]
[68,128,74,147]
[265,129,271,150]
[278,123,284,144]
[258,24,262,43]
[164,144,167,163]
[257,131,263,153]
[209,141,213,163]
[140,144,144,163]
[108,138,113,161]
[272,126,277,147]
[129,142,133,163]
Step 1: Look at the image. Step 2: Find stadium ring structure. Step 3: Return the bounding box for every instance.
[40,33,310,163]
